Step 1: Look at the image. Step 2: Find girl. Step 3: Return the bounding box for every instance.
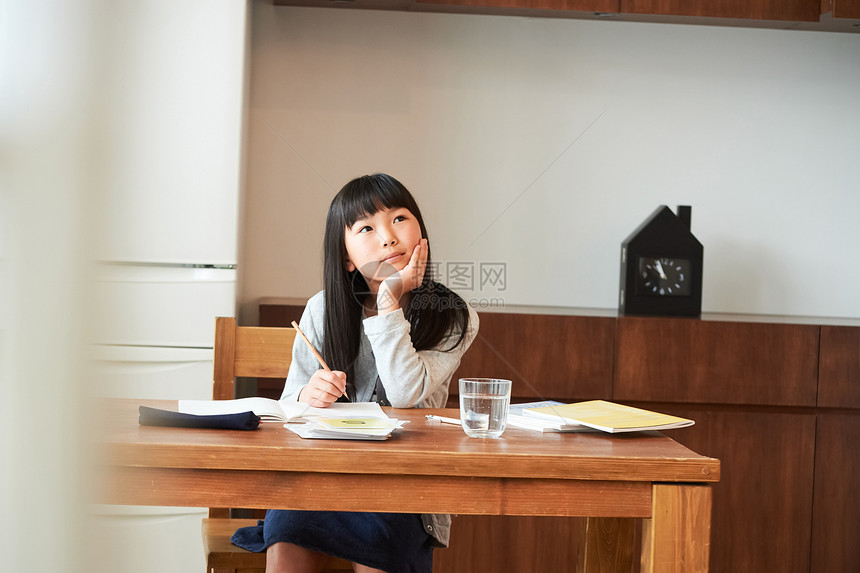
[232,173,479,573]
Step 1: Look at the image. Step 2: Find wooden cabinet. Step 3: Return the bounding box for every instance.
[620,0,822,21]
[258,300,860,573]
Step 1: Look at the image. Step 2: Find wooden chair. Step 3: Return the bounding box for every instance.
[204,316,352,573]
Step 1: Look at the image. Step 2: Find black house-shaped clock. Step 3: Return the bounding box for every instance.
[619,205,703,317]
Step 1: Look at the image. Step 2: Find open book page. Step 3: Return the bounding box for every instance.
[179,397,287,421]
[178,398,389,423]
[279,401,387,421]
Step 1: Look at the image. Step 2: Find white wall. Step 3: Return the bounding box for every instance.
[238,3,860,323]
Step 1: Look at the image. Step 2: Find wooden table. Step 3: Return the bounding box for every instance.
[97,400,720,572]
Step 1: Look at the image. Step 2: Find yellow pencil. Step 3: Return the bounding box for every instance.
[291,321,351,402]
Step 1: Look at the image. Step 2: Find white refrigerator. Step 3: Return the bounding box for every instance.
[90,265,235,573]
[88,1,247,572]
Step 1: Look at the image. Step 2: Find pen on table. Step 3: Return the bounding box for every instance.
[425,414,461,426]
[291,320,351,402]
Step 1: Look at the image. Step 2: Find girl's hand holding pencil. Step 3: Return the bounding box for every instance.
[299,369,348,408]
[292,320,351,406]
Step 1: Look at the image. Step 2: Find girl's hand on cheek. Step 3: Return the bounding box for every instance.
[299,369,347,407]
[378,239,427,314]
[401,238,428,293]
[384,238,427,291]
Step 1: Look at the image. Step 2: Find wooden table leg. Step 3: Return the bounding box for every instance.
[640,484,712,573]
[578,517,635,573]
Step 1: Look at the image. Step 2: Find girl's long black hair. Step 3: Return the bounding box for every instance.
[322,173,470,394]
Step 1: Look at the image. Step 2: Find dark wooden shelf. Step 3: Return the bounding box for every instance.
[622,0,821,21]
[272,0,860,33]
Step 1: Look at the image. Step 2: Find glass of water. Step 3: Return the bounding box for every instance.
[458,378,512,439]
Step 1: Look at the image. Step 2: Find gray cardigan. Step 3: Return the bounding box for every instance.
[280,290,480,546]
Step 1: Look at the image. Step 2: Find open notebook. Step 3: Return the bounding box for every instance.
[179,398,407,440]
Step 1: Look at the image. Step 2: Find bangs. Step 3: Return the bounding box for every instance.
[336,174,420,229]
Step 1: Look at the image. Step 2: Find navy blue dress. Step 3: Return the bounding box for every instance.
[231,509,434,573]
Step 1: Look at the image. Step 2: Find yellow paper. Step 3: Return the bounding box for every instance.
[315,417,394,429]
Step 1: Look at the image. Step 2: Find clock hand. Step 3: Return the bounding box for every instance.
[655,260,668,280]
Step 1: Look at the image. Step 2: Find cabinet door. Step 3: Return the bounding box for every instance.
[451,313,615,402]
[811,414,860,572]
[434,516,584,573]
[660,406,816,573]
[621,0,821,21]
[818,325,860,408]
[614,317,819,406]
[828,0,860,17]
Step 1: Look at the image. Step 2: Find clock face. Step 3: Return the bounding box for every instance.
[636,257,692,297]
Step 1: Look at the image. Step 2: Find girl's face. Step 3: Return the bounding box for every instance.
[344,206,423,286]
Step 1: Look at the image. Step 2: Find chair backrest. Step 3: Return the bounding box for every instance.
[212,316,296,400]
[210,317,297,519]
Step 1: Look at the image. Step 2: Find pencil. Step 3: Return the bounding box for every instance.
[291,321,351,402]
